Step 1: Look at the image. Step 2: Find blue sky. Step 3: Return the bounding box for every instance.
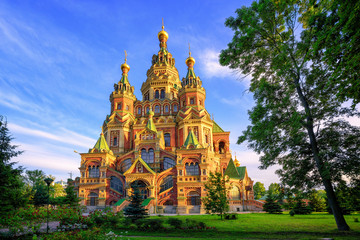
[0,0,282,187]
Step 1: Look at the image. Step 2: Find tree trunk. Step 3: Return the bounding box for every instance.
[294,79,350,231]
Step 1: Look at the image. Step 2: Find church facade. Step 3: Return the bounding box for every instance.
[77,25,256,214]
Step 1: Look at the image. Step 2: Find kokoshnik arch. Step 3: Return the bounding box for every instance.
[76,24,260,214]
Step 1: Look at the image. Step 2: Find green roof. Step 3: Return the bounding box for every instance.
[183,129,200,148]
[146,111,157,132]
[92,133,110,152]
[212,120,224,133]
[186,68,196,79]
[119,74,129,85]
[141,198,152,207]
[237,166,246,179]
[224,158,241,179]
[114,198,126,206]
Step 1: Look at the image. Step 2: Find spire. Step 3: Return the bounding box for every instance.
[158,18,169,49]
[183,128,200,148]
[185,43,196,79]
[145,110,157,132]
[90,132,112,154]
[120,50,130,85]
[234,152,240,167]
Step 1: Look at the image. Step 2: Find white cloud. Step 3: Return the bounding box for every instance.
[8,123,96,149]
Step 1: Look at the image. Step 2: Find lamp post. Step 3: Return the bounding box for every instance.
[44,177,54,234]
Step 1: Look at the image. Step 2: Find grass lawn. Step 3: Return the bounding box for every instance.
[116,212,360,239]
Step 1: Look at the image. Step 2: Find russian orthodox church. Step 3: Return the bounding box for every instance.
[77,24,259,214]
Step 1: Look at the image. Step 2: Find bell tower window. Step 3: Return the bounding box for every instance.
[155,90,159,99]
[160,89,165,99]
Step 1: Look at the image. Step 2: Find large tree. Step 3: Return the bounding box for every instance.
[220,0,360,230]
[0,116,26,216]
[253,182,266,199]
[203,171,230,220]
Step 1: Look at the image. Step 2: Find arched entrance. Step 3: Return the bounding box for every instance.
[131,180,149,199]
[88,192,98,206]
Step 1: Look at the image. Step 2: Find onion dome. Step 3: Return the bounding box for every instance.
[158,19,169,42]
[121,50,130,73]
[185,44,195,67]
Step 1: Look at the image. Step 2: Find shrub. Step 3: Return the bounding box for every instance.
[168,218,183,229]
[225,214,238,220]
[289,210,295,216]
[137,218,164,231]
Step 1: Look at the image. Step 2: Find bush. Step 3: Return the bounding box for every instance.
[289,210,295,216]
[137,218,164,231]
[225,214,238,220]
[183,219,214,231]
[168,218,183,229]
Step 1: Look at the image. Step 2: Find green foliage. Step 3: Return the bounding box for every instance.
[203,171,230,220]
[224,214,238,220]
[253,182,266,199]
[137,218,164,231]
[62,180,80,207]
[308,189,326,212]
[220,0,359,231]
[263,194,282,214]
[0,116,26,217]
[293,195,312,215]
[33,184,48,207]
[167,217,183,229]
[123,183,148,222]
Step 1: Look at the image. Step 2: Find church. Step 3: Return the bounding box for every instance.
[76,24,259,214]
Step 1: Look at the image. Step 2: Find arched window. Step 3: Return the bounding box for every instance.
[164,133,171,147]
[137,107,141,115]
[155,90,159,99]
[182,101,185,107]
[117,103,122,110]
[164,105,169,113]
[190,98,194,104]
[160,176,173,192]
[147,148,154,163]
[113,137,117,146]
[141,148,148,162]
[120,158,132,173]
[155,105,160,113]
[146,106,150,113]
[160,89,165,99]
[110,176,123,194]
[187,191,200,206]
[164,157,175,170]
[219,141,226,153]
[230,186,241,200]
[89,165,100,178]
[173,105,178,112]
[185,162,199,176]
[126,105,129,110]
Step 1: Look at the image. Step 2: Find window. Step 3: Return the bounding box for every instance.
[120,158,132,173]
[190,98,194,104]
[202,169,206,175]
[183,101,185,107]
[187,191,201,206]
[199,100,202,105]
[155,105,160,113]
[160,175,173,192]
[146,106,150,113]
[185,162,199,176]
[205,135,208,143]
[164,157,175,170]
[141,148,147,162]
[88,165,100,178]
[164,133,171,147]
[88,192,98,206]
[173,105,178,112]
[155,90,159,99]
[110,176,123,194]
[164,105,169,113]
[219,141,226,153]
[117,103,122,110]
[137,107,141,115]
[144,92,149,101]
[126,105,129,110]
[160,89,165,99]
[113,137,117,146]
[148,148,154,163]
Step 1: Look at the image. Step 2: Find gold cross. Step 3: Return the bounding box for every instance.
[162,18,164,30]
[188,43,191,57]
[124,50,127,63]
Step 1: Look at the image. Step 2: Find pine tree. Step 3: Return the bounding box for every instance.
[123,182,148,222]
[63,179,80,207]
[203,171,230,220]
[263,194,282,214]
[293,195,312,215]
[0,116,26,216]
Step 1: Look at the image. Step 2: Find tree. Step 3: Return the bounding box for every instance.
[0,116,26,216]
[253,182,266,199]
[219,0,360,230]
[123,182,148,222]
[33,184,48,207]
[305,0,360,105]
[262,193,282,214]
[308,189,326,212]
[268,183,281,196]
[203,171,230,220]
[293,194,312,215]
[63,179,80,207]
[24,169,46,203]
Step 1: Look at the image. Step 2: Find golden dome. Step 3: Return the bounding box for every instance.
[121,62,130,72]
[158,26,169,42]
[185,56,195,66]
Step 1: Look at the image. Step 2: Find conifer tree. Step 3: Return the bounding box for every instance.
[0,116,26,216]
[263,193,282,214]
[63,179,80,207]
[123,182,148,222]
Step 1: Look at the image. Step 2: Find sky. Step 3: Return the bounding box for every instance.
[0,0,282,188]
